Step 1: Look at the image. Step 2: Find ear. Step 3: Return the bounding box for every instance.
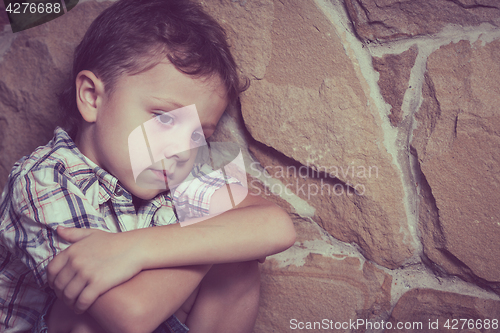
[75,70,106,123]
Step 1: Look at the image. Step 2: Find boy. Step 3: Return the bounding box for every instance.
[0,0,296,332]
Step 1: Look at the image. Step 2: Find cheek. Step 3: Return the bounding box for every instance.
[180,155,198,176]
[142,121,172,162]
[127,123,156,181]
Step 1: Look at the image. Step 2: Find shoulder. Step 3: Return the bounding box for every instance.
[3,128,95,213]
[10,128,85,181]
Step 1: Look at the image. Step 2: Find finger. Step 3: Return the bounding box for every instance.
[74,285,100,314]
[61,273,89,309]
[52,265,78,299]
[47,252,68,289]
[56,226,95,243]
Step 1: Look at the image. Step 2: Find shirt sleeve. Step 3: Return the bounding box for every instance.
[4,164,110,287]
[172,164,242,222]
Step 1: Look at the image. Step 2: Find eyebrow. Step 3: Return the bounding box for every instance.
[149,96,185,109]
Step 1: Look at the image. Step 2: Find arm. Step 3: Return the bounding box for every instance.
[6,163,112,288]
[141,193,294,268]
[88,266,211,333]
[48,186,295,321]
[140,184,293,268]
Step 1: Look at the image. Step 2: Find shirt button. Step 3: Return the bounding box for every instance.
[115,187,123,196]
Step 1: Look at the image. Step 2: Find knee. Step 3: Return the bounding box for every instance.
[69,323,107,333]
[233,261,260,303]
[47,299,107,333]
[233,260,260,287]
[218,261,261,314]
[206,260,261,297]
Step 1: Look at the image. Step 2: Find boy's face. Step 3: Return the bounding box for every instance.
[79,61,228,200]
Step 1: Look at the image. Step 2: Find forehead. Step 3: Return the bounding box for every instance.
[117,60,227,100]
[113,61,228,126]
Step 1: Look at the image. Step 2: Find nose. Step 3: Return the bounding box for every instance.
[162,135,192,162]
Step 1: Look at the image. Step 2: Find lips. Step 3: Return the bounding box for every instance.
[151,169,172,182]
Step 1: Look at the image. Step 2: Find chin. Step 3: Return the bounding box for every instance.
[134,188,169,200]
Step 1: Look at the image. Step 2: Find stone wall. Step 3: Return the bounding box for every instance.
[1,0,499,331]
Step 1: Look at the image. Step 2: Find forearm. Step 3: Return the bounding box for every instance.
[129,196,295,271]
[88,265,211,333]
[47,193,295,316]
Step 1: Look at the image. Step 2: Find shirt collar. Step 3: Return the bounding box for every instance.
[53,127,130,205]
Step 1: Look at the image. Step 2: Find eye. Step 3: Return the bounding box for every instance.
[154,112,174,125]
[191,131,204,143]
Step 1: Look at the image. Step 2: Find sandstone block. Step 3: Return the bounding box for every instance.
[344,0,500,43]
[388,289,500,332]
[412,39,500,285]
[255,253,392,333]
[0,1,113,190]
[373,46,418,126]
[248,141,414,269]
[0,2,9,31]
[206,0,414,268]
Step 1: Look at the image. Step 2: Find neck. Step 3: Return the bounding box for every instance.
[75,122,100,167]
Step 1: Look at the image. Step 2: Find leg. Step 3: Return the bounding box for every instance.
[184,260,261,333]
[47,261,259,333]
[47,299,107,333]
[48,265,212,333]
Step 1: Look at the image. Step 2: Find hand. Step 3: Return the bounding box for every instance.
[47,227,143,314]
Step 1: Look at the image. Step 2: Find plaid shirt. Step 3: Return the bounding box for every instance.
[0,127,237,332]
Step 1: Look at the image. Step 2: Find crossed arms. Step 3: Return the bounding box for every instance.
[46,184,296,332]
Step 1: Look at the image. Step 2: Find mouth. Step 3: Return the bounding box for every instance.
[151,169,172,182]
